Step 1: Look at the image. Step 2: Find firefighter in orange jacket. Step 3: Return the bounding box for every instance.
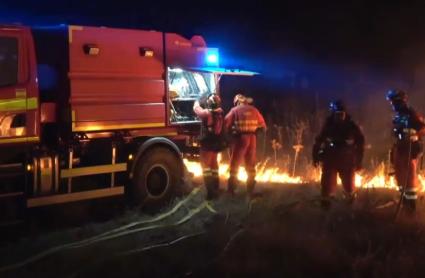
[312,100,365,209]
[194,93,225,200]
[225,94,266,197]
[386,89,425,213]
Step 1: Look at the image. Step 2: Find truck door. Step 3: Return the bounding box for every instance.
[0,27,38,145]
[0,27,39,208]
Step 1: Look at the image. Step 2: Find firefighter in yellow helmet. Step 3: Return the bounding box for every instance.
[193,93,227,200]
[225,93,266,198]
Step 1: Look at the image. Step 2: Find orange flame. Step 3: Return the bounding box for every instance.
[184,159,425,191]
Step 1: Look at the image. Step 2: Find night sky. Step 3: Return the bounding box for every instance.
[1,1,425,108]
[2,1,425,70]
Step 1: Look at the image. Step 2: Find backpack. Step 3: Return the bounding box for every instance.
[200,110,229,152]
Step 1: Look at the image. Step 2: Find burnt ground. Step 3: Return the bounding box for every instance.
[1,180,425,278]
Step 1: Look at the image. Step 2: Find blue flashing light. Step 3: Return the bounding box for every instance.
[207,54,218,63]
[206,48,219,67]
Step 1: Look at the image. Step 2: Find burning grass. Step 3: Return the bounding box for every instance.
[184,159,425,191]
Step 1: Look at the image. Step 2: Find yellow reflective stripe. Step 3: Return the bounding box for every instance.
[234,119,259,132]
[61,163,127,178]
[73,122,165,132]
[0,97,38,112]
[27,187,124,208]
[235,120,258,124]
[27,98,38,110]
[0,136,39,144]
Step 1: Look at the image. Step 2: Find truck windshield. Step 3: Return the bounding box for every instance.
[168,68,216,99]
[0,37,18,87]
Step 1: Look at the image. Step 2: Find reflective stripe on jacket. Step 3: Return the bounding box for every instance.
[225,104,266,134]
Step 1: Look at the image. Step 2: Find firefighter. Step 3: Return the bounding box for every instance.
[193,93,226,200]
[312,100,365,209]
[225,93,266,198]
[386,89,425,213]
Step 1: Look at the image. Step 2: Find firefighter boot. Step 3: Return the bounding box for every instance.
[227,176,238,196]
[320,197,332,210]
[403,191,417,215]
[205,177,218,201]
[212,176,221,198]
[403,198,416,215]
[247,179,261,199]
[344,192,356,205]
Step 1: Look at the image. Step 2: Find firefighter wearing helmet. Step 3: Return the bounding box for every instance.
[386,89,425,213]
[225,93,266,198]
[193,93,226,200]
[312,100,365,209]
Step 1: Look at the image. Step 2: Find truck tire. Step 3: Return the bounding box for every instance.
[132,147,182,208]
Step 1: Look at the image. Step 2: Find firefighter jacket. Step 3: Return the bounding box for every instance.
[194,104,227,152]
[392,107,425,159]
[313,115,365,167]
[224,104,266,135]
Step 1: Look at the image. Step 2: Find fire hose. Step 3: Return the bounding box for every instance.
[0,187,217,273]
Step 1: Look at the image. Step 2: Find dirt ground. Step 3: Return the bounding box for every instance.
[1,181,425,278]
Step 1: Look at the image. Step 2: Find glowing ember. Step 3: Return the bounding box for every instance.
[184,159,425,191]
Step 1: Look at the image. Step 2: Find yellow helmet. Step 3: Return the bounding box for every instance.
[233,94,246,106]
[207,93,221,109]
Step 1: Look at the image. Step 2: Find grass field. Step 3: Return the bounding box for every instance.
[1,182,424,278]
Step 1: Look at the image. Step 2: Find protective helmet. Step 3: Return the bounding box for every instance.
[329,100,346,112]
[207,93,221,109]
[233,94,246,106]
[386,89,407,102]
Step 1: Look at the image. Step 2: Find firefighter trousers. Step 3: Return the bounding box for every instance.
[200,149,220,199]
[321,161,355,198]
[228,134,257,192]
[393,146,420,201]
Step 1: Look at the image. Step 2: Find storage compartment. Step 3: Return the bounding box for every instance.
[67,26,166,132]
[168,67,217,123]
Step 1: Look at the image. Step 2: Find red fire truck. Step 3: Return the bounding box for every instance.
[0,24,255,221]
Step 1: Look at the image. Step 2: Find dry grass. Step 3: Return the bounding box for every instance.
[1,183,425,277]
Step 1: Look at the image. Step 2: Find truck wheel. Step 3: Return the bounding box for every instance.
[132,147,182,208]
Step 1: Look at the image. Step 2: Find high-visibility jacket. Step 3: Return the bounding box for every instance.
[225,104,266,134]
[312,115,365,167]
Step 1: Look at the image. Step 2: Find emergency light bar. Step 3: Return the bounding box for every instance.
[206,48,219,67]
[189,67,259,76]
